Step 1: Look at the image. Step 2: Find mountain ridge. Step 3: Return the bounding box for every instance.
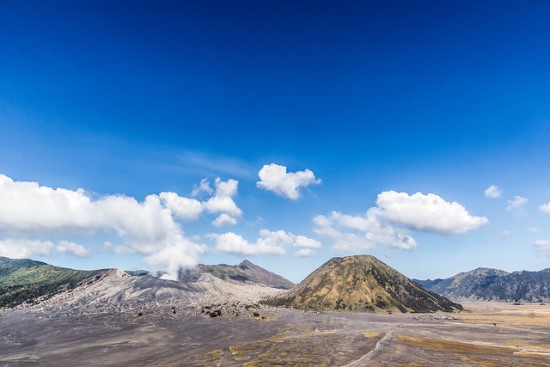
[179,259,294,289]
[415,267,550,302]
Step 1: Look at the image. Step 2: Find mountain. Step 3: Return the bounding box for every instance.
[0,256,286,312]
[0,256,103,308]
[415,267,550,302]
[179,260,294,289]
[265,255,462,313]
[27,269,282,315]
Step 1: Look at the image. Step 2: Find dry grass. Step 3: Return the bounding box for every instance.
[461,302,550,326]
[398,336,512,355]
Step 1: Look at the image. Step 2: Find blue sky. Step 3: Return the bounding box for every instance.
[1,1,550,282]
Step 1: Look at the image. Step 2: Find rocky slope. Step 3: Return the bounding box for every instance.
[179,260,294,289]
[1,256,285,317]
[20,268,283,317]
[415,267,550,302]
[265,255,462,313]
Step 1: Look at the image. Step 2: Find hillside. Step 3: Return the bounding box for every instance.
[416,267,550,302]
[0,256,102,308]
[266,255,462,313]
[179,260,294,289]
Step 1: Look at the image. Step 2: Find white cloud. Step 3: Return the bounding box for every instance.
[212,213,238,228]
[376,191,489,234]
[56,240,90,257]
[295,248,317,257]
[0,173,210,279]
[314,190,487,253]
[203,178,242,218]
[528,227,538,234]
[507,196,528,212]
[211,229,320,257]
[0,238,54,259]
[257,163,320,200]
[314,209,417,253]
[538,202,550,215]
[499,230,512,239]
[191,178,213,197]
[484,185,502,199]
[295,235,321,248]
[159,192,203,220]
[534,240,550,252]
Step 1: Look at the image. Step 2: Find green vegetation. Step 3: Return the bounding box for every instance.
[0,256,102,308]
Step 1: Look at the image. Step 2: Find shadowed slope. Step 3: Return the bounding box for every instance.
[179,260,294,289]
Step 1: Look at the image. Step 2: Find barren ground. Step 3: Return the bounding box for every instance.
[1,302,550,366]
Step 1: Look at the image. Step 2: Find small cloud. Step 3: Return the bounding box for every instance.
[484,185,502,199]
[377,191,488,234]
[538,202,550,215]
[0,238,54,259]
[499,230,512,239]
[203,178,243,218]
[534,239,550,253]
[191,178,213,197]
[159,192,203,220]
[295,248,317,257]
[527,227,538,234]
[507,196,528,212]
[212,213,238,228]
[56,240,90,257]
[257,163,321,200]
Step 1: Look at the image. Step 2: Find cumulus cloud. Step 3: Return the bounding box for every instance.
[507,196,528,212]
[0,173,246,279]
[376,191,489,234]
[484,185,502,199]
[528,227,538,234]
[212,213,238,228]
[534,240,550,253]
[538,202,550,215]
[0,238,54,259]
[203,178,242,226]
[159,192,203,220]
[56,240,90,257]
[257,163,320,200]
[314,190,487,253]
[210,229,320,257]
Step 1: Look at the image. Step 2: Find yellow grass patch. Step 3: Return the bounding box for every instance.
[398,336,512,355]
[362,331,380,338]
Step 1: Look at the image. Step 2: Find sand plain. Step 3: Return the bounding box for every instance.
[1,302,550,366]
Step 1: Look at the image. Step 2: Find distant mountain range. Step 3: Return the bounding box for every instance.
[266,255,462,313]
[178,260,294,289]
[415,267,550,302]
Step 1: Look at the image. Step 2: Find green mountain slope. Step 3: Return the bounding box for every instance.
[0,256,102,308]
